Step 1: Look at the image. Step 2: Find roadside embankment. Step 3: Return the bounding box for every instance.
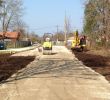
[73,50,110,81]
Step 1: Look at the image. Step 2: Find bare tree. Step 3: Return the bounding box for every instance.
[0,0,23,39]
[64,13,72,42]
[13,19,30,40]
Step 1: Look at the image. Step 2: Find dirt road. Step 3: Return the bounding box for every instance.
[0,46,110,100]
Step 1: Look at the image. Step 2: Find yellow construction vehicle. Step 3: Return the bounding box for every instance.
[71,30,86,52]
[43,33,53,55]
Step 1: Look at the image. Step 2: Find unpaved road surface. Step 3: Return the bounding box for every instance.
[0,46,110,100]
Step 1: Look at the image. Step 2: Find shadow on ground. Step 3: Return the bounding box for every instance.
[73,51,110,81]
[1,58,100,84]
[0,54,35,82]
[43,52,57,55]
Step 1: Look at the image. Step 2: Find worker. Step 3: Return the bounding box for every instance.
[79,35,86,51]
[43,37,52,50]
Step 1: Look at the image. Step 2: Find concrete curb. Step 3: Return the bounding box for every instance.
[0,45,40,54]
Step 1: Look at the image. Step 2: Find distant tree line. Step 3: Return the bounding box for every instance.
[84,0,110,49]
[51,32,74,42]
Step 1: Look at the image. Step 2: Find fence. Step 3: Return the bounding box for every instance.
[5,41,32,48]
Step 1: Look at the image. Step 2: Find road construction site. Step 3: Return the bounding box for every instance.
[0,46,110,100]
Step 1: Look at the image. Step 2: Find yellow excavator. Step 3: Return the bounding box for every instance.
[42,33,53,55]
[71,30,86,52]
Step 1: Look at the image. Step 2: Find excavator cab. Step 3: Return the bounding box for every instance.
[43,33,53,55]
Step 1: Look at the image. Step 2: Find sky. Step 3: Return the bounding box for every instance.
[23,0,84,36]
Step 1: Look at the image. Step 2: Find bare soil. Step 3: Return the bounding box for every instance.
[0,54,35,82]
[73,50,110,81]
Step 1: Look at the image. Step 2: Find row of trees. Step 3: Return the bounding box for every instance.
[84,0,110,48]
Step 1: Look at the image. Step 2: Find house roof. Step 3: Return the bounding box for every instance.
[0,32,20,39]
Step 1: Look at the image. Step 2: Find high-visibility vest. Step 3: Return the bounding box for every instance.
[43,42,52,48]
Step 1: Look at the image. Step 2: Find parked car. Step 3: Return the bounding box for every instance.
[0,41,6,50]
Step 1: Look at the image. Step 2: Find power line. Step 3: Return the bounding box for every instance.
[29,26,63,31]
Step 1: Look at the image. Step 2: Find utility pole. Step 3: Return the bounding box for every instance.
[56,25,59,42]
[64,12,67,42]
